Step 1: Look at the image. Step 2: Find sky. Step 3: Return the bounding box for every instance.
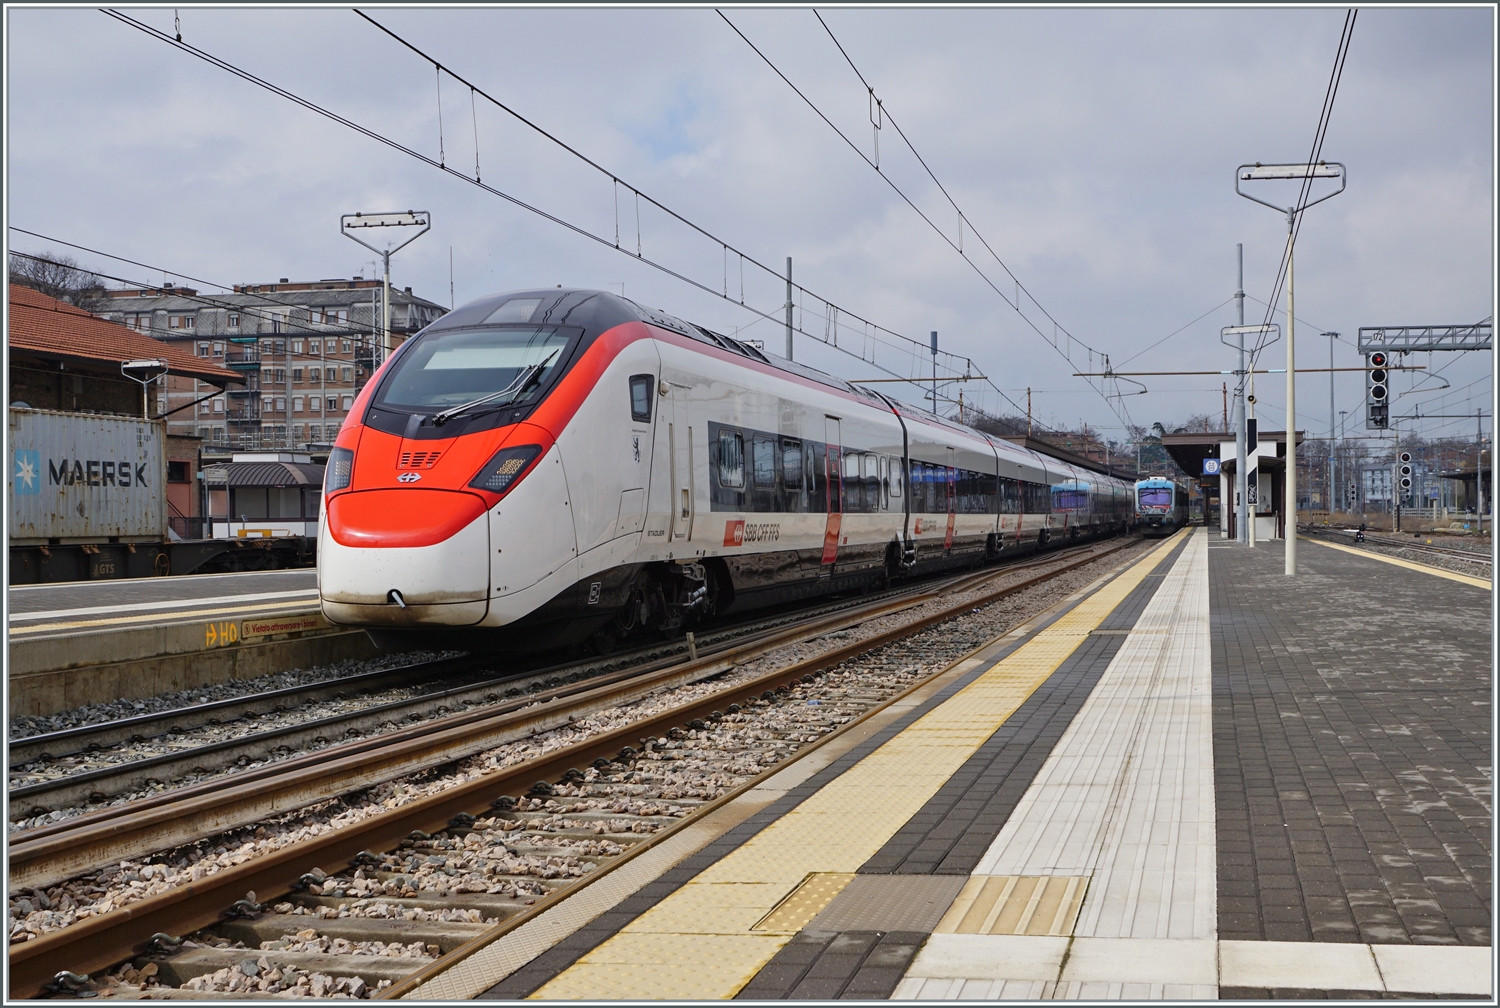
[6,5,1494,444]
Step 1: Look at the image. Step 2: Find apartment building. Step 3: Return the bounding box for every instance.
[98,277,446,449]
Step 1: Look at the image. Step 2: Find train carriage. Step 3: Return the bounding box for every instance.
[318,288,1136,650]
[1134,477,1189,537]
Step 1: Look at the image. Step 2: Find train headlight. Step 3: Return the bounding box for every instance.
[469,444,543,496]
[325,447,354,493]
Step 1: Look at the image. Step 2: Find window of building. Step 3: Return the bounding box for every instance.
[341,339,352,353]
[310,397,320,412]
[274,339,285,353]
[340,395,353,412]
[292,367,303,382]
[291,339,304,354]
[328,396,341,412]
[200,400,212,414]
[275,397,286,411]
[167,461,190,483]
[307,367,320,382]
[213,341,224,355]
[227,313,240,328]
[341,366,353,382]
[262,397,274,412]
[293,396,304,412]
[309,339,321,354]
[197,342,210,356]
[270,369,285,384]
[213,399,224,413]
[169,314,195,330]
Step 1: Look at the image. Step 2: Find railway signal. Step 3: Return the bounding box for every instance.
[1366,350,1389,429]
[1398,451,1414,500]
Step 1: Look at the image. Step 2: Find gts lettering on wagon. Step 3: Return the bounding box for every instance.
[48,459,149,488]
[723,519,780,546]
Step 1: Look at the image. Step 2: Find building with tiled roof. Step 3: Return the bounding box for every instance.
[95,277,446,450]
[7,283,242,416]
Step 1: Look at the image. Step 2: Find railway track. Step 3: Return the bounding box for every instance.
[7,535,1149,999]
[9,541,1115,822]
[1301,524,1492,566]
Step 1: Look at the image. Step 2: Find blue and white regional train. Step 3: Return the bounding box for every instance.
[1134,478,1189,537]
[318,289,1135,650]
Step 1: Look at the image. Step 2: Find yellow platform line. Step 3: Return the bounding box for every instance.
[7,598,317,636]
[1302,535,1491,590]
[532,531,1187,1001]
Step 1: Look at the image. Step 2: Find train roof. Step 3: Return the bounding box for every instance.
[433,288,1134,488]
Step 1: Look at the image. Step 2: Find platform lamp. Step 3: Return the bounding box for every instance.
[1235,161,1346,575]
[122,358,169,419]
[340,211,431,365]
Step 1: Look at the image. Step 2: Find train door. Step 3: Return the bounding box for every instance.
[944,447,957,551]
[822,416,842,565]
[663,383,694,544]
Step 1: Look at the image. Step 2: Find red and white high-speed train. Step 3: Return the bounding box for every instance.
[319,288,1134,651]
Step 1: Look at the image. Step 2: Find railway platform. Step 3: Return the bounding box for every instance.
[386,527,1490,1001]
[7,569,376,717]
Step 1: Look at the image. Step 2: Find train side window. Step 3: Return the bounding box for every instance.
[718,430,745,488]
[889,457,902,498]
[628,374,654,422]
[782,438,803,490]
[752,436,776,489]
[877,455,888,508]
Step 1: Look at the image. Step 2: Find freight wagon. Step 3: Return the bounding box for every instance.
[8,407,314,583]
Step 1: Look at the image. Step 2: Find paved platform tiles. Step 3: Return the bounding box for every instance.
[1211,536,1491,951]
[8,567,318,637]
[394,529,1491,1000]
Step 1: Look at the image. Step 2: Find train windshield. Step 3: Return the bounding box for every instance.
[1138,487,1174,508]
[373,326,572,413]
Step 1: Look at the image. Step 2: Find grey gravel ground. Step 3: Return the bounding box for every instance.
[1304,528,1492,578]
[7,651,465,741]
[9,538,1154,966]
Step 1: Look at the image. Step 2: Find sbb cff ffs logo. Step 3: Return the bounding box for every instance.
[1365,350,1389,429]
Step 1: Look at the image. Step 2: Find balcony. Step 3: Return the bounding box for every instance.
[225,350,261,371]
[226,404,262,422]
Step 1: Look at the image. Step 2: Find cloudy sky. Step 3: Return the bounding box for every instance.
[7,5,1493,442]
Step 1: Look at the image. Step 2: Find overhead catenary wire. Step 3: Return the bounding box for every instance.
[9,247,391,366]
[342,9,979,388]
[1255,8,1358,331]
[728,9,1137,431]
[101,8,1042,427]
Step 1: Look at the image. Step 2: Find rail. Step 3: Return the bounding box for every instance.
[6,536,1139,997]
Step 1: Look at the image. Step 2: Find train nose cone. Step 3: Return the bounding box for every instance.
[327,488,488,549]
[320,489,490,626]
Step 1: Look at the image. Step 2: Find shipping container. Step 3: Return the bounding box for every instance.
[8,407,166,544]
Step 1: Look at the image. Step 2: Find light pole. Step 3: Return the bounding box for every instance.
[1332,334,1344,516]
[340,211,432,364]
[1236,161,1346,575]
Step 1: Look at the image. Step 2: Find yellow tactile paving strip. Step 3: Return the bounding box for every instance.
[935,875,1090,936]
[752,873,856,932]
[532,532,1187,1000]
[1303,535,1491,589]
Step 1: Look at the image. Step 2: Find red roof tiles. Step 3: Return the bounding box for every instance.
[7,283,243,385]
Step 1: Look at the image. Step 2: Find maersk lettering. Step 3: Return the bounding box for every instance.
[46,459,146,488]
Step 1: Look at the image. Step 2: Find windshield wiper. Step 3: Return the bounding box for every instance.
[431,352,558,427]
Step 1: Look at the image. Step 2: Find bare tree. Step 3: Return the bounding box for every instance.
[9,250,108,307]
